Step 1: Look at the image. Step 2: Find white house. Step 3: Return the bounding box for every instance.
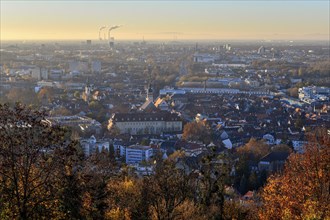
[80,135,109,156]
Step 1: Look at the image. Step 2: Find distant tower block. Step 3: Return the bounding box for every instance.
[109,37,115,48]
[86,40,92,45]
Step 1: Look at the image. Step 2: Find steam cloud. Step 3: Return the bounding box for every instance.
[108,25,123,40]
[99,26,107,40]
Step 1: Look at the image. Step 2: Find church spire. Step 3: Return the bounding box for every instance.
[146,83,153,102]
[146,64,154,102]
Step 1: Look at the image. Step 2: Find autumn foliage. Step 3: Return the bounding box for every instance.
[182,121,212,144]
[259,129,330,219]
[0,103,73,219]
[237,138,270,160]
[1,104,329,220]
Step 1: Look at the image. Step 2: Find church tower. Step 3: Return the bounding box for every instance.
[146,64,154,102]
[85,84,91,97]
[83,78,92,102]
[146,83,153,102]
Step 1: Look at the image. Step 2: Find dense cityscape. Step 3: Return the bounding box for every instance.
[1,0,329,219]
[1,39,329,219]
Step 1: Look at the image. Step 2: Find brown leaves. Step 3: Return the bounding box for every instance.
[259,129,330,219]
[237,138,270,161]
[182,121,212,144]
[0,103,71,219]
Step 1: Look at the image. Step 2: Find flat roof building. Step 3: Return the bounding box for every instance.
[125,145,153,164]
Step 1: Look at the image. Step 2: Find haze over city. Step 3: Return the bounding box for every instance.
[1,0,329,41]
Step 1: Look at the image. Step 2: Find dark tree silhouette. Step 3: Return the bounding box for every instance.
[0,103,73,219]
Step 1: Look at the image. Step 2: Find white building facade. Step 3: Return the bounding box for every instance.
[125,145,153,164]
[80,135,110,156]
[298,86,330,103]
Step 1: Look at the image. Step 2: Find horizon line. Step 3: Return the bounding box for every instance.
[1,38,329,42]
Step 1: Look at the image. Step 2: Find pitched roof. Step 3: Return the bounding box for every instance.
[154,98,168,107]
[242,191,254,199]
[140,100,156,111]
[111,112,181,122]
[177,156,199,170]
[160,141,177,149]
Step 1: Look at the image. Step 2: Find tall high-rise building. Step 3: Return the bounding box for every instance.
[109,37,115,48]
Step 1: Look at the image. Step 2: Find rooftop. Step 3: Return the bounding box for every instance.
[111,112,181,122]
[127,145,151,150]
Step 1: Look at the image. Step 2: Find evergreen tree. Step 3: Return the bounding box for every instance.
[239,175,248,195]
[248,172,258,191]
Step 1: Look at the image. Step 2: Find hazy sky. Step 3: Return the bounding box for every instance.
[1,0,329,41]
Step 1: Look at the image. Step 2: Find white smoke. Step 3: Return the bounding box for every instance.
[108,25,123,40]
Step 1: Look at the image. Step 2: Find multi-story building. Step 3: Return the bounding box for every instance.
[125,145,153,164]
[108,112,182,135]
[193,53,217,63]
[298,86,330,103]
[69,60,89,73]
[44,115,102,134]
[245,78,260,87]
[91,60,101,74]
[80,135,109,156]
[31,66,41,80]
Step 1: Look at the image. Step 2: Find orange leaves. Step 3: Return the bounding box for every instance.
[259,129,330,219]
[182,121,212,144]
[237,138,270,160]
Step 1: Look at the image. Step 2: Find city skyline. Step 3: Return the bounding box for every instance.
[1,0,329,41]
